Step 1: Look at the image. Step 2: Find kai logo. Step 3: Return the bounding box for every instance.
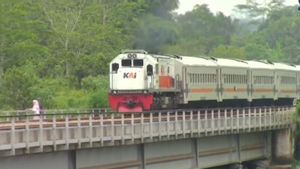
[123,72,137,79]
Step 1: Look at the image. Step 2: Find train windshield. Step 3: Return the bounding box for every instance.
[133,59,143,67]
[121,59,144,67]
[121,59,131,67]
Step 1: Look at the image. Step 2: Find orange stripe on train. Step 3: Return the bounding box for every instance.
[223,88,247,92]
[280,90,296,93]
[254,89,273,92]
[191,88,214,93]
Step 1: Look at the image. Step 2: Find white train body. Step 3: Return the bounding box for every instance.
[109,50,299,112]
[110,52,157,90]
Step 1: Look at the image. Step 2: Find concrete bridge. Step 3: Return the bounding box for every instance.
[0,106,295,169]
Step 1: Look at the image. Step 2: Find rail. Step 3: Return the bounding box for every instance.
[0,106,295,156]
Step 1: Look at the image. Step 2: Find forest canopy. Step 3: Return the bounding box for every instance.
[0,0,299,109]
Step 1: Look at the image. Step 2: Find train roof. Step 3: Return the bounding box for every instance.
[112,50,299,72]
[245,60,274,69]
[179,56,218,66]
[295,65,300,71]
[110,53,159,63]
[151,54,173,59]
[214,58,249,68]
[273,62,296,71]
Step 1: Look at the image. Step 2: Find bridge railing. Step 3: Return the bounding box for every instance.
[0,106,295,156]
[0,108,111,122]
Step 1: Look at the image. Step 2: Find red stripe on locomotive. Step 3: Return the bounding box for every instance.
[109,94,153,113]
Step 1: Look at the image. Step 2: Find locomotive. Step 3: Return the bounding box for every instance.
[109,50,299,112]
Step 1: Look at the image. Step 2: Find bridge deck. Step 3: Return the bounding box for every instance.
[0,106,294,157]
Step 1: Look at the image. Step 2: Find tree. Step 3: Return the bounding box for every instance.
[0,65,38,109]
[0,0,49,78]
[39,0,87,77]
[166,5,236,55]
[235,0,285,19]
[256,6,300,63]
[210,45,246,59]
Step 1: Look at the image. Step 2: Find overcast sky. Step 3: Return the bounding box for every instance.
[176,0,298,15]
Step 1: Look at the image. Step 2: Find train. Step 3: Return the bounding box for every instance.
[109,50,300,112]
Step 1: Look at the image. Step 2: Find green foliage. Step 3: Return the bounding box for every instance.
[82,76,109,108]
[1,0,299,110]
[0,0,154,109]
[210,45,246,59]
[258,7,300,63]
[166,5,236,55]
[29,78,70,108]
[88,89,109,108]
[0,65,38,109]
[52,90,88,109]
[82,75,108,91]
[234,0,284,19]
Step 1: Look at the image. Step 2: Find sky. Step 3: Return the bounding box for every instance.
[176,0,299,15]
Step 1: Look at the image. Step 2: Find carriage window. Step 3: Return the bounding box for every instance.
[193,74,196,83]
[112,63,119,72]
[122,59,131,67]
[281,76,296,84]
[192,74,194,83]
[133,59,143,66]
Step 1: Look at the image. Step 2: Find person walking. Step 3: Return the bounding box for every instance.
[32,100,40,120]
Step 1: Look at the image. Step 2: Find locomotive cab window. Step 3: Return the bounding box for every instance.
[112,63,119,73]
[147,65,153,76]
[133,59,143,67]
[122,59,131,67]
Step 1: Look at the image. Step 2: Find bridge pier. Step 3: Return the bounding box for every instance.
[272,128,294,164]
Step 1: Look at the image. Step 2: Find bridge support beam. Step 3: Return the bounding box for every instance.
[272,128,294,164]
[0,151,75,169]
[0,131,281,169]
